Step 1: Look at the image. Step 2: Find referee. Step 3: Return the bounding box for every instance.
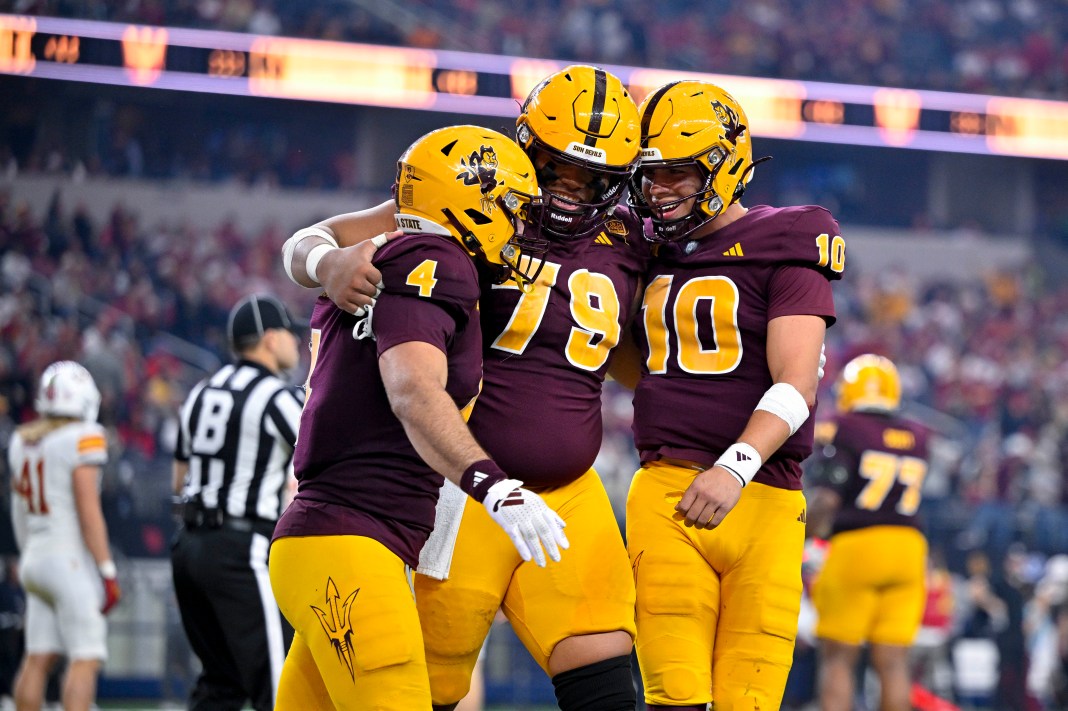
[171,294,303,711]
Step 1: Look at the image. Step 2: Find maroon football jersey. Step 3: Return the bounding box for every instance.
[470,206,649,488]
[275,234,482,568]
[812,411,931,535]
[632,205,843,490]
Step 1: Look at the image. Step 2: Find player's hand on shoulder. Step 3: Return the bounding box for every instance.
[482,479,569,567]
[320,230,403,316]
[674,466,743,529]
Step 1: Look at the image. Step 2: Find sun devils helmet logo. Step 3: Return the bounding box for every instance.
[456,145,500,195]
[711,100,745,144]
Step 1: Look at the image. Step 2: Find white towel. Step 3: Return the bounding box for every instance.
[417,479,468,580]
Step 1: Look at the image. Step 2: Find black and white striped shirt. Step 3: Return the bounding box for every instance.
[175,360,303,522]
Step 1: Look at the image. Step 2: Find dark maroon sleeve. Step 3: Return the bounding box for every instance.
[374,295,456,356]
[767,265,837,325]
[782,206,845,282]
[371,234,480,356]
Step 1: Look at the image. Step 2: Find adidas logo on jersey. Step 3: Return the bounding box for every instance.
[594,233,613,246]
[797,510,807,523]
[723,242,744,257]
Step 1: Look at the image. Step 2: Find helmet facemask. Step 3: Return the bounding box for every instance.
[441,188,550,293]
[632,81,759,243]
[630,152,732,243]
[519,126,634,240]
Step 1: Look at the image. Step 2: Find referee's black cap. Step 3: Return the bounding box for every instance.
[228,294,306,350]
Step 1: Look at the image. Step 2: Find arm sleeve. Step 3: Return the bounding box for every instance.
[371,235,480,356]
[175,381,208,463]
[266,386,304,449]
[74,424,108,467]
[767,265,837,324]
[7,438,25,552]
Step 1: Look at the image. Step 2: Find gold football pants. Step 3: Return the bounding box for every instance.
[269,535,431,710]
[626,461,806,710]
[415,468,636,705]
[814,525,927,646]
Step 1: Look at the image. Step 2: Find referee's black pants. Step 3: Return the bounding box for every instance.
[171,522,293,711]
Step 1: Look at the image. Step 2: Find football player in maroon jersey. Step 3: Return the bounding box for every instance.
[269,125,568,710]
[624,80,844,710]
[281,66,648,710]
[807,355,930,711]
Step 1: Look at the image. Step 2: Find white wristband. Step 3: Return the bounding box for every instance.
[755,382,810,436]
[715,442,762,487]
[305,243,338,285]
[98,560,117,579]
[282,226,339,284]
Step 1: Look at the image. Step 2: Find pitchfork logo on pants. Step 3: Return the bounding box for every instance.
[311,578,360,682]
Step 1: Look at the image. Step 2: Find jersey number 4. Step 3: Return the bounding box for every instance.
[490,260,621,372]
[14,459,50,515]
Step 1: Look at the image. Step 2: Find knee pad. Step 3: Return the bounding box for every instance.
[552,655,635,711]
[427,664,471,708]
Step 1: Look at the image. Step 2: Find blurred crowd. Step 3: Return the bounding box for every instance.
[8,0,1068,99]
[0,95,361,192]
[0,186,310,557]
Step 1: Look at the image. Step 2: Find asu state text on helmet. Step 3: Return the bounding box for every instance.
[35,361,102,423]
[836,354,901,414]
[631,80,757,242]
[516,65,640,238]
[394,125,549,289]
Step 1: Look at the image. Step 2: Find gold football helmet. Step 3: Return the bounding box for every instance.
[516,65,640,238]
[395,125,548,289]
[631,80,756,242]
[836,354,902,413]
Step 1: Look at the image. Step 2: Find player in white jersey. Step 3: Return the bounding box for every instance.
[6,361,122,711]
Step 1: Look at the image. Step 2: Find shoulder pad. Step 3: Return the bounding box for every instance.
[749,205,846,281]
[375,234,480,310]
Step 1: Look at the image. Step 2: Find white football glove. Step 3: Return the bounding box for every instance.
[482,479,569,567]
[818,342,827,381]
